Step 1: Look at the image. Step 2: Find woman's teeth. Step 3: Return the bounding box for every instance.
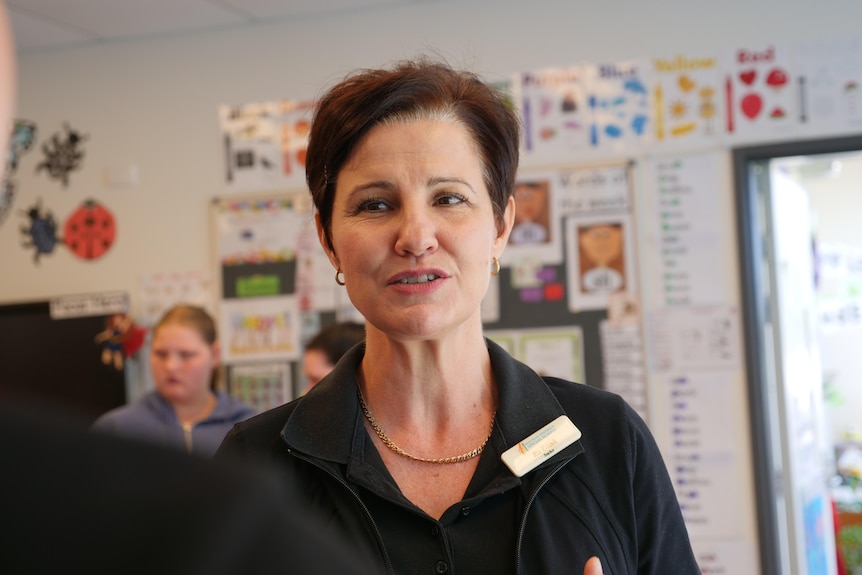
[399,274,438,284]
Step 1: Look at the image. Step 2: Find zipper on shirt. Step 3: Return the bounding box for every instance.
[515,457,576,575]
[182,423,193,453]
[287,448,395,575]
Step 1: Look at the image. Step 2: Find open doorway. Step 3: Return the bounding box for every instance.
[735,135,862,575]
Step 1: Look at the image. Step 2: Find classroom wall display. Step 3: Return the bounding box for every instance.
[212,194,309,363]
[218,99,313,193]
[650,52,724,149]
[34,123,88,188]
[18,197,117,265]
[0,119,37,227]
[793,36,862,137]
[723,43,795,143]
[227,361,292,413]
[213,29,862,567]
[515,61,652,163]
[482,162,648,417]
[211,191,361,399]
[138,270,213,327]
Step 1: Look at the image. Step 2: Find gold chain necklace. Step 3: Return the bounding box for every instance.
[357,388,495,465]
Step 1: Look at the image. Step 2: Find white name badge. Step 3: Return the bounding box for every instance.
[501,415,582,477]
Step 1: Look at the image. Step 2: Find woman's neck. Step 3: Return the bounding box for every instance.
[359,330,495,423]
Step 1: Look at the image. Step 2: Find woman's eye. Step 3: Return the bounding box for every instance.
[436,193,467,206]
[356,198,388,213]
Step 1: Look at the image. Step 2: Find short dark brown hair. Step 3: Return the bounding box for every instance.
[306,57,521,254]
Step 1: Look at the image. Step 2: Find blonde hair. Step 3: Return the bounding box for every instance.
[153,304,219,389]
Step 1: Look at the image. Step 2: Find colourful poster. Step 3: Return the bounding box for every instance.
[724,43,796,142]
[516,67,591,163]
[215,196,309,266]
[219,98,313,192]
[651,53,723,148]
[583,60,652,154]
[219,295,300,362]
[229,362,293,412]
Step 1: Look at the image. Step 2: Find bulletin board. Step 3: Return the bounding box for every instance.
[483,162,648,418]
[210,190,359,409]
[0,297,127,422]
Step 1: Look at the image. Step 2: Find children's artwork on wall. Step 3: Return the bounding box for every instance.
[794,36,862,136]
[651,53,723,148]
[724,44,795,143]
[1,119,37,226]
[584,60,652,154]
[485,326,585,384]
[139,270,213,327]
[63,199,116,260]
[18,197,117,264]
[507,173,562,264]
[227,361,292,413]
[219,295,300,362]
[515,67,591,163]
[35,123,88,187]
[219,99,313,192]
[565,212,638,312]
[19,198,60,264]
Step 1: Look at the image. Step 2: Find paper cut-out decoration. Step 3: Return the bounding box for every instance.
[20,198,60,264]
[64,199,116,260]
[35,123,88,187]
[1,120,37,226]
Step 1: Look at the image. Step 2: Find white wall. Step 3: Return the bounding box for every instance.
[5,0,862,310]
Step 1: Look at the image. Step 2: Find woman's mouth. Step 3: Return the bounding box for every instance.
[397,273,439,285]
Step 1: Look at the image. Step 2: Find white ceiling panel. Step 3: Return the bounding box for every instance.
[6,0,427,53]
[8,0,242,39]
[6,6,94,51]
[213,0,412,19]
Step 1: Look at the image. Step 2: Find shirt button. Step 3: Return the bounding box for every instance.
[460,506,471,516]
[431,525,439,537]
[435,560,449,573]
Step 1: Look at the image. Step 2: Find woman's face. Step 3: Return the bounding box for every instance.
[320,118,513,341]
[150,323,219,405]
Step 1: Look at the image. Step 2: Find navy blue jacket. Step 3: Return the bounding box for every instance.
[217,340,699,574]
[93,390,256,457]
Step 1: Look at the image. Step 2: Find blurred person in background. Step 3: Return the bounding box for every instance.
[93,304,255,457]
[302,321,365,393]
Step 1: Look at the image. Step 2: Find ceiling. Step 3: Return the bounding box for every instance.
[6,0,426,54]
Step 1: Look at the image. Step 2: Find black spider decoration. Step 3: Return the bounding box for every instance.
[35,123,88,187]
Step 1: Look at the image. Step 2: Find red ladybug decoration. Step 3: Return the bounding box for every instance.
[64,199,116,260]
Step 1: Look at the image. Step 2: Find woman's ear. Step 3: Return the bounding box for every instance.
[494,195,516,256]
[315,212,340,270]
[211,341,222,366]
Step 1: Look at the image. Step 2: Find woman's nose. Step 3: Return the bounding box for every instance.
[394,205,438,257]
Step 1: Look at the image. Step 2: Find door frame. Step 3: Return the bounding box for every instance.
[733,134,862,575]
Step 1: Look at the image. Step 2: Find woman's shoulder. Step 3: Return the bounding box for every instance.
[214,391,259,421]
[227,398,300,439]
[542,376,648,440]
[90,391,164,431]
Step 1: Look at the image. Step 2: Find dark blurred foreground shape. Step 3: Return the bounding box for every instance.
[0,401,379,575]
